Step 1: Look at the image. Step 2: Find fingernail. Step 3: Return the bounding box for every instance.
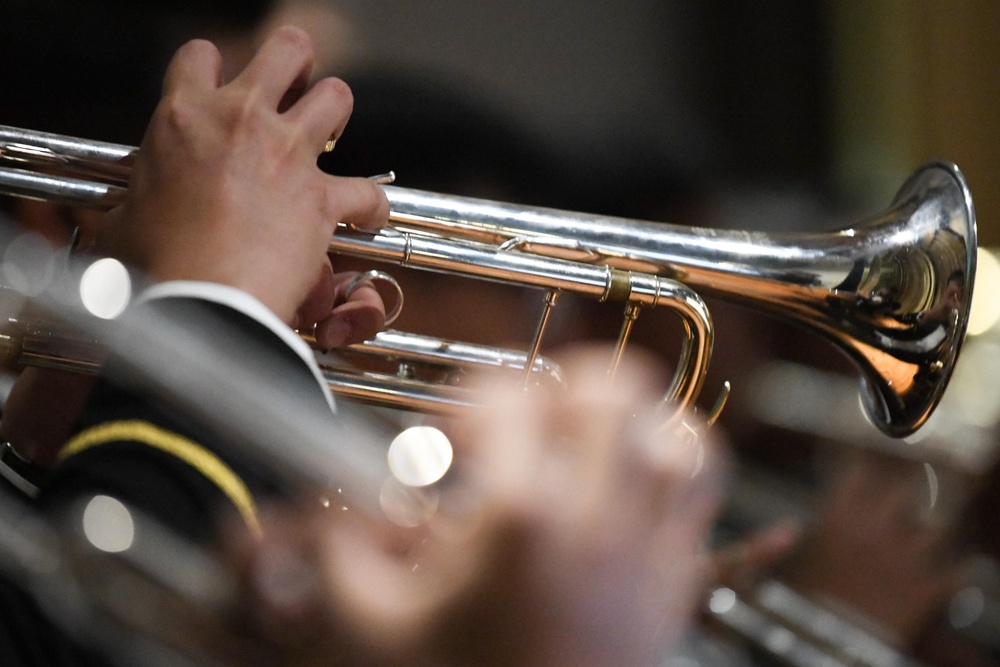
[318,317,352,348]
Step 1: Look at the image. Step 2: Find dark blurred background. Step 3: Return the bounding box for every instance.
[331,0,998,233]
[3,0,996,232]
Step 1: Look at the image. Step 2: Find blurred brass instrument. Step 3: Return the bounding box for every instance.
[0,124,978,437]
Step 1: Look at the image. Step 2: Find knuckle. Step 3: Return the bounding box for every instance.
[304,77,354,126]
[156,93,197,136]
[225,92,278,147]
[274,24,314,54]
[176,38,216,61]
[236,94,267,129]
[320,77,354,113]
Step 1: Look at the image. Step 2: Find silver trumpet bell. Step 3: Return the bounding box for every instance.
[339,162,975,437]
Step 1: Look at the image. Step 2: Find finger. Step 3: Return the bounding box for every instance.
[232,25,316,110]
[284,76,354,153]
[571,352,725,532]
[227,506,347,650]
[457,362,545,504]
[711,520,801,587]
[316,510,442,661]
[325,176,390,233]
[549,348,662,504]
[162,39,223,96]
[295,261,336,330]
[313,278,386,348]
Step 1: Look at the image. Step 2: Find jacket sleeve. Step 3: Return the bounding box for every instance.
[36,295,337,545]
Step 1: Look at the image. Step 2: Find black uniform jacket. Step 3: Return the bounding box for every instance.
[0,296,338,665]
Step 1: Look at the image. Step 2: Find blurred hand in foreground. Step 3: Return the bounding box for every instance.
[780,450,971,647]
[224,348,726,667]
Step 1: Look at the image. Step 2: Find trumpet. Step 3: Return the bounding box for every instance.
[0,124,977,437]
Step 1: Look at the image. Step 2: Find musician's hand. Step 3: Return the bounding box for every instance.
[779,450,970,646]
[224,348,725,667]
[295,264,386,348]
[101,25,388,324]
[2,367,97,466]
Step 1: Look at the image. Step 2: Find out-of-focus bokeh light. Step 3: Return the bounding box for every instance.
[82,494,135,553]
[968,248,1000,336]
[387,425,453,487]
[949,586,985,630]
[708,587,737,614]
[923,462,939,511]
[79,257,131,319]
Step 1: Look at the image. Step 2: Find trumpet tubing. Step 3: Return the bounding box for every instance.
[0,124,978,436]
